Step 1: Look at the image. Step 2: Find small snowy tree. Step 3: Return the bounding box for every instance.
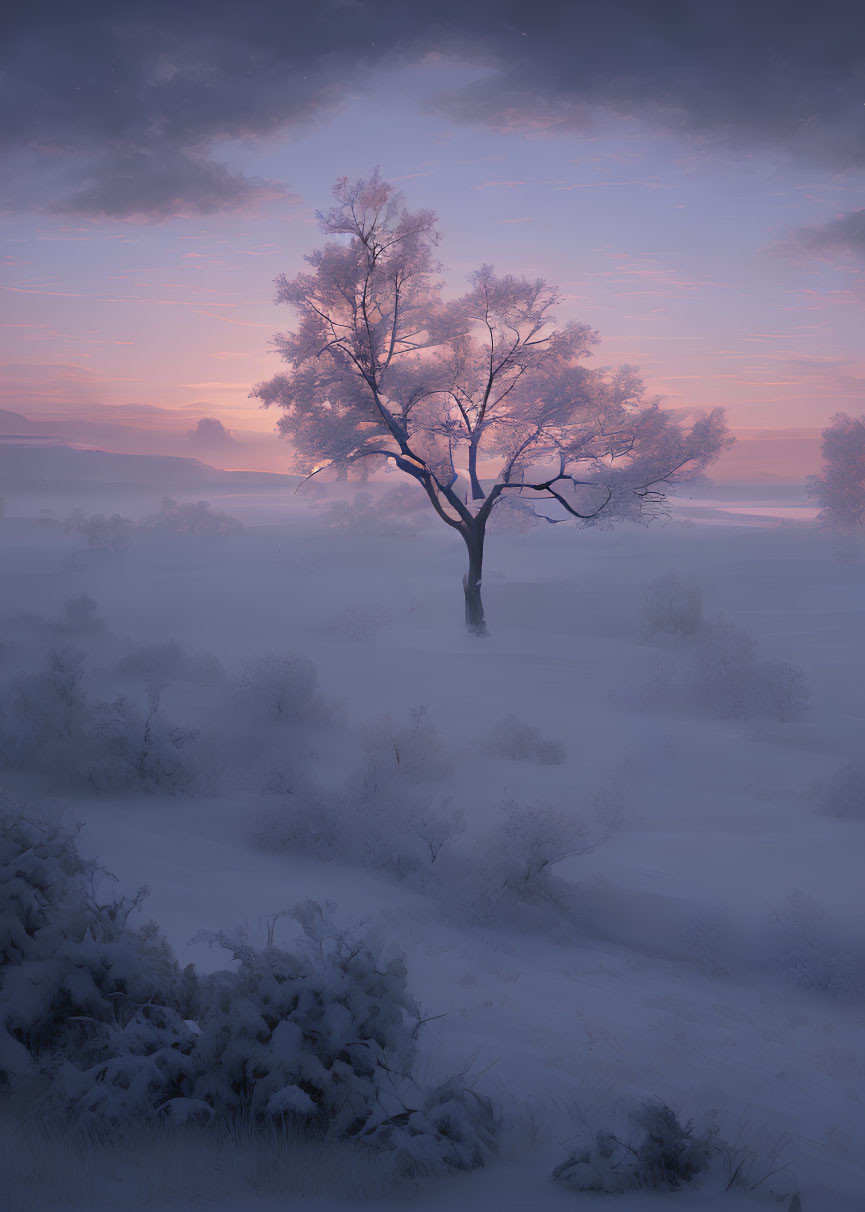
[235,651,321,721]
[252,170,731,633]
[811,412,865,536]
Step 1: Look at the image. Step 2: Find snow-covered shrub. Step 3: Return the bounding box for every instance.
[468,800,592,924]
[257,779,452,879]
[257,715,458,877]
[772,890,857,996]
[235,651,322,722]
[115,639,225,687]
[690,619,759,718]
[142,497,242,535]
[255,786,346,862]
[65,508,135,551]
[1,653,201,794]
[189,903,418,1134]
[82,681,200,795]
[484,714,566,765]
[552,1101,715,1194]
[366,1080,498,1174]
[0,798,198,1121]
[640,569,703,639]
[2,809,495,1170]
[408,798,466,865]
[360,708,449,786]
[688,620,811,722]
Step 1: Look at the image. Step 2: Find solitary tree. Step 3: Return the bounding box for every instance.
[253,171,731,633]
[811,412,865,536]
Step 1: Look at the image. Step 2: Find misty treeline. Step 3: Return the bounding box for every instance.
[0,577,854,947]
[253,170,732,633]
[64,496,243,551]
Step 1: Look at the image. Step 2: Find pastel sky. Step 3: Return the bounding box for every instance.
[2,2,864,473]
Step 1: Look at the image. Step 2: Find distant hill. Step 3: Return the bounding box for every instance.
[0,408,47,437]
[0,406,293,472]
[0,441,298,491]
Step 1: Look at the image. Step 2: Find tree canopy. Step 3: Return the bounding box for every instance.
[253,170,731,631]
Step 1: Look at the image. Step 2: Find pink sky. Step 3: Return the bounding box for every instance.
[3,40,864,481]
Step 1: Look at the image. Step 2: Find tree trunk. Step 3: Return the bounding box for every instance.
[462,524,487,635]
[467,442,485,501]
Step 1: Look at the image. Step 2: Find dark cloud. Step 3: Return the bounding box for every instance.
[431,1,865,170]
[784,210,865,262]
[3,1,863,219]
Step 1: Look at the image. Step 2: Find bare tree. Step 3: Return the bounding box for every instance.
[253,170,731,633]
[811,412,865,536]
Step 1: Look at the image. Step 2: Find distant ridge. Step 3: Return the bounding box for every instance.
[0,441,298,490]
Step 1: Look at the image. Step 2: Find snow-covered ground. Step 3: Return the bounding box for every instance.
[1,481,862,1211]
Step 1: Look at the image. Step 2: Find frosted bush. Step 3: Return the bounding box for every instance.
[256,787,345,861]
[469,800,592,922]
[360,708,449,785]
[641,570,704,639]
[484,714,566,765]
[0,799,198,1121]
[190,902,422,1136]
[688,620,811,722]
[1,652,201,794]
[408,798,466,864]
[690,619,759,718]
[552,1101,715,1194]
[257,721,459,877]
[235,651,322,721]
[366,1081,498,1174]
[2,809,496,1170]
[142,496,242,535]
[820,762,865,819]
[115,639,225,686]
[331,770,428,877]
[65,508,135,551]
[82,681,200,795]
[257,777,458,878]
